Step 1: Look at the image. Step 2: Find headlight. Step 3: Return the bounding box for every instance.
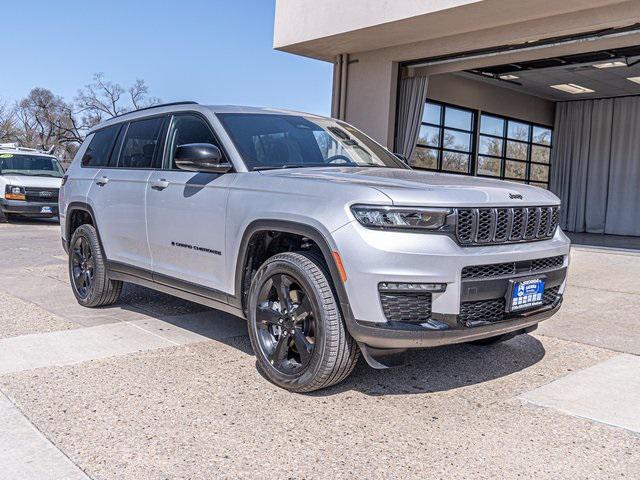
[5,185,26,201]
[351,205,452,230]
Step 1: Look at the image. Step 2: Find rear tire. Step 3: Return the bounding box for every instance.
[68,224,122,307]
[247,252,359,393]
[0,210,7,223]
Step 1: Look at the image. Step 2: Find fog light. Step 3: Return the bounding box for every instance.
[378,282,447,292]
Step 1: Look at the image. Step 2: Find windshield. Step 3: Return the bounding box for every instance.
[0,153,64,177]
[217,113,407,171]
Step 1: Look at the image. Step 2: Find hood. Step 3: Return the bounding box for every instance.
[1,175,62,189]
[259,167,558,207]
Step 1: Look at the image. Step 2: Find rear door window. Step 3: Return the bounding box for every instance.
[81,125,120,167]
[117,117,165,169]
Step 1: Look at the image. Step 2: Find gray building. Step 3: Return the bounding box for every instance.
[274,0,640,237]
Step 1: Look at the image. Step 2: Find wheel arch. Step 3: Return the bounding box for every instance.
[65,202,104,253]
[233,219,354,326]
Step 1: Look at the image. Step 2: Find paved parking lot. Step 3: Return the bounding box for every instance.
[0,219,639,479]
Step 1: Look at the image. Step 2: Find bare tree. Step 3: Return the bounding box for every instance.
[75,73,160,131]
[12,89,73,153]
[0,100,18,143]
[4,74,160,162]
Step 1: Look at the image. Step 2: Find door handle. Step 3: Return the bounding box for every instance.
[95,176,109,186]
[151,179,169,191]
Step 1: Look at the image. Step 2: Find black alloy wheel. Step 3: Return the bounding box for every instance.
[247,252,360,392]
[68,224,122,307]
[255,272,316,375]
[71,235,95,299]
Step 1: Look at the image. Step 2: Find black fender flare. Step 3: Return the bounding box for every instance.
[232,219,355,327]
[64,202,103,252]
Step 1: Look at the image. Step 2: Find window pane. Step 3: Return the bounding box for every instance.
[477,156,501,177]
[167,115,218,168]
[444,106,472,131]
[531,145,551,164]
[507,120,530,141]
[532,126,552,145]
[411,146,438,170]
[480,115,504,136]
[479,135,503,156]
[81,125,120,167]
[442,151,469,173]
[423,102,442,125]
[417,125,440,147]
[505,160,527,179]
[506,140,528,160]
[442,129,471,152]
[118,117,164,169]
[531,164,549,182]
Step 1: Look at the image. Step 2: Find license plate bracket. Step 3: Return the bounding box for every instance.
[507,276,546,313]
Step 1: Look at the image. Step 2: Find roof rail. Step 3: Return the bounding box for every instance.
[109,101,199,120]
[0,143,52,155]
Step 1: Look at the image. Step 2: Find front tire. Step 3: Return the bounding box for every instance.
[68,224,122,307]
[247,252,359,393]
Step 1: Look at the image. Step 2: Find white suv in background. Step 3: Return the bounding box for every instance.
[0,144,64,222]
[59,102,570,392]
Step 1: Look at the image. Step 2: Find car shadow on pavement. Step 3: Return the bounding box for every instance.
[101,283,547,396]
[114,283,255,356]
[1,216,59,225]
[317,334,546,397]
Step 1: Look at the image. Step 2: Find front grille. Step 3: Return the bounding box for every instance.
[455,206,560,246]
[380,292,432,323]
[459,286,561,326]
[24,187,59,203]
[461,255,565,280]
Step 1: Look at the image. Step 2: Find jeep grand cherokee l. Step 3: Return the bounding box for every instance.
[59,102,570,392]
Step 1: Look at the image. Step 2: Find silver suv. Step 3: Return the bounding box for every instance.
[59,102,570,392]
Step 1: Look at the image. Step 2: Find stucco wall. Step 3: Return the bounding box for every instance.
[427,74,555,126]
[337,0,640,147]
[274,0,478,53]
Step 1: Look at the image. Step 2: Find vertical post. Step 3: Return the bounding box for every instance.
[339,54,349,120]
[331,55,343,119]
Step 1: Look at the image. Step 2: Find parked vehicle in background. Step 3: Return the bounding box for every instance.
[0,144,64,222]
[59,102,570,392]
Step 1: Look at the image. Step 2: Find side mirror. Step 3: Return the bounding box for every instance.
[174,143,232,173]
[394,153,409,164]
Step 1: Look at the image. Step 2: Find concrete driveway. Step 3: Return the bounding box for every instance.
[0,219,638,479]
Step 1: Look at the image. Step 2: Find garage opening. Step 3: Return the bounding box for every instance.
[396,38,640,246]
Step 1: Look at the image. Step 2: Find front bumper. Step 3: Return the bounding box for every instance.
[347,300,561,349]
[0,198,59,216]
[332,221,570,348]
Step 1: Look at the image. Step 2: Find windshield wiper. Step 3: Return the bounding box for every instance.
[254,163,330,171]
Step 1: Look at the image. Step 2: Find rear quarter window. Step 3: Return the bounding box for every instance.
[81,125,120,167]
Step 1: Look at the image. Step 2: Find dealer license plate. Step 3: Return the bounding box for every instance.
[509,278,545,312]
[40,206,53,214]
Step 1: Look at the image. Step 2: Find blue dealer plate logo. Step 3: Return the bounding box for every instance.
[511,278,545,311]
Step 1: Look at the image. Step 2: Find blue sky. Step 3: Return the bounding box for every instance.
[2,0,332,115]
